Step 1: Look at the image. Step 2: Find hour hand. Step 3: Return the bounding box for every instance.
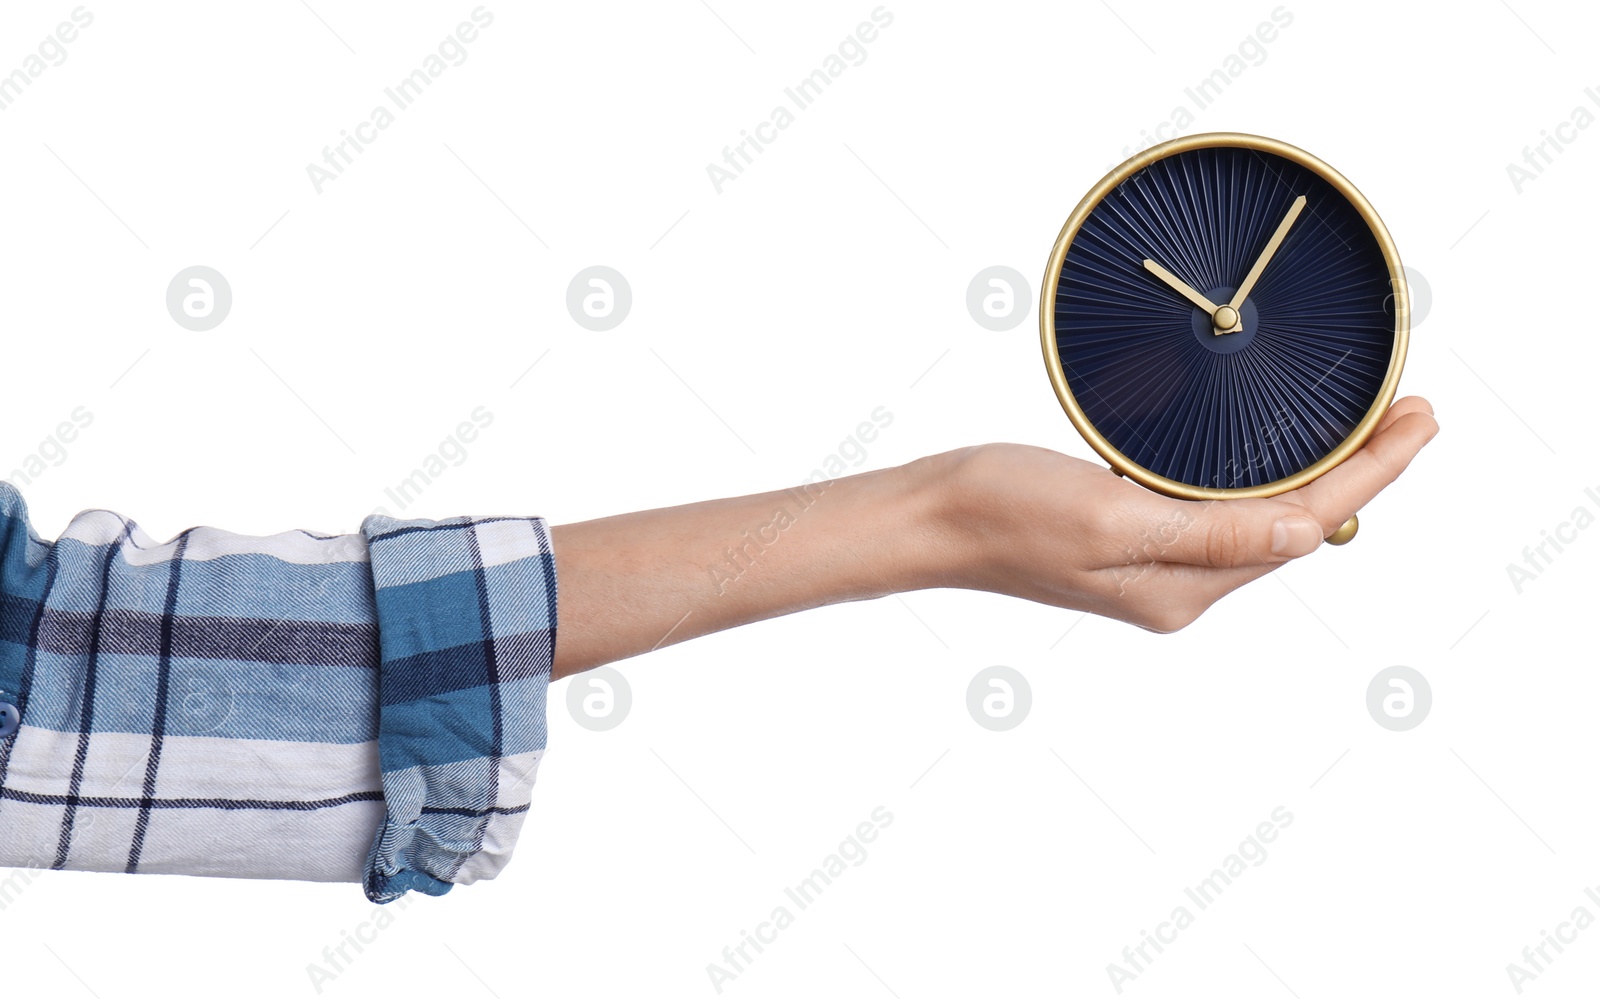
[1142,258,1238,332]
[1142,258,1219,311]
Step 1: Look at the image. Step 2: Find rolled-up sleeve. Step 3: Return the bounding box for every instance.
[0,482,556,904]
[358,512,557,903]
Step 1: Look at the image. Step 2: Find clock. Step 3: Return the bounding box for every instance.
[1039,132,1408,545]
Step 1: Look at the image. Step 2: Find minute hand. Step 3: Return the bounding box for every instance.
[1229,195,1306,311]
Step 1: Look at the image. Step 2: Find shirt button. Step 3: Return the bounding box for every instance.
[0,701,19,738]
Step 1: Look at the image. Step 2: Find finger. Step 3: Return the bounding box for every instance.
[1119,493,1326,569]
[1289,408,1439,534]
[1377,395,1434,433]
[1104,399,1440,608]
[1110,400,1438,571]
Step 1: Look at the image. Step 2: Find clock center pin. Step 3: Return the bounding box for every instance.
[1191,287,1258,354]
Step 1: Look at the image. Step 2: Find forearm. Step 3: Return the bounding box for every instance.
[549,455,957,679]
[548,401,1438,676]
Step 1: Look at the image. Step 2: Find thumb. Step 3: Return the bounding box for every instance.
[1144,499,1325,568]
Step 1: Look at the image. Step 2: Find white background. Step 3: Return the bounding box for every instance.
[0,1,1596,996]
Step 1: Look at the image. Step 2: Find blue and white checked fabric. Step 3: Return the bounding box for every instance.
[0,482,556,903]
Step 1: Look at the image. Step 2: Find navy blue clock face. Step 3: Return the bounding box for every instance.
[1050,143,1398,492]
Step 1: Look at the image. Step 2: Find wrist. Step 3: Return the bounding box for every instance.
[889,447,987,595]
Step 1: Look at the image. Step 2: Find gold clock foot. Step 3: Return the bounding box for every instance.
[1325,515,1359,546]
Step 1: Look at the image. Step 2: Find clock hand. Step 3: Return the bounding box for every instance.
[1142,258,1223,314]
[1227,194,1307,315]
[1143,258,1244,335]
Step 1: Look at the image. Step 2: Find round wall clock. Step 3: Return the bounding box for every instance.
[1040,132,1408,545]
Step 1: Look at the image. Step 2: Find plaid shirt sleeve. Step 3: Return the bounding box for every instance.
[0,482,556,904]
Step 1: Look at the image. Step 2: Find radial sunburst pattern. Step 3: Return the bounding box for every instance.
[1052,145,1397,491]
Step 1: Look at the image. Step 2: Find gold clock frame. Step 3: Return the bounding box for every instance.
[1039,131,1409,508]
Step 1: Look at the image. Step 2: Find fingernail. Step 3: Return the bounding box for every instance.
[1271,516,1323,557]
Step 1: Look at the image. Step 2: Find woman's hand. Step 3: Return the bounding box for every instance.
[550,397,1438,676]
[926,396,1439,633]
